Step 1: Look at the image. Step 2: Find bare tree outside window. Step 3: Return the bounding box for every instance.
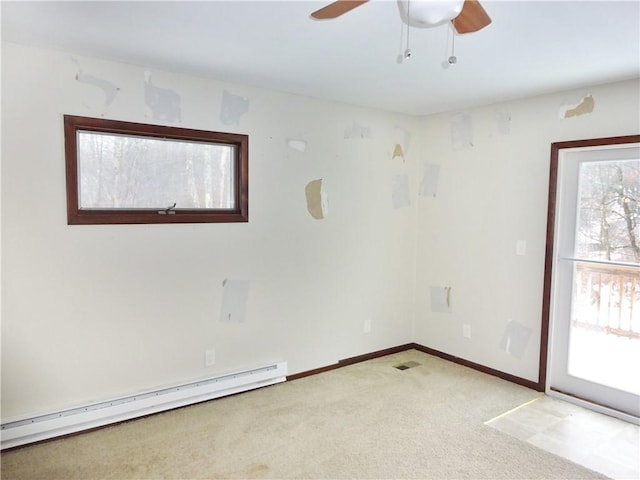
[576,159,640,264]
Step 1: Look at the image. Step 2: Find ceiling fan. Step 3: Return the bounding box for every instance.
[311,0,491,34]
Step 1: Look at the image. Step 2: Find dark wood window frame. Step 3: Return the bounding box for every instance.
[64,115,249,225]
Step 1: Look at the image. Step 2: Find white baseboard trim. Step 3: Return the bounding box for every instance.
[1,362,287,449]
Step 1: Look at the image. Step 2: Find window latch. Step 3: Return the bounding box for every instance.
[158,203,176,215]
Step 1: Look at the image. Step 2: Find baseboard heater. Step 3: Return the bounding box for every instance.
[1,362,287,450]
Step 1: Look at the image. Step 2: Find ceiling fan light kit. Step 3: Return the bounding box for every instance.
[311,0,491,34]
[312,0,490,65]
[397,0,465,28]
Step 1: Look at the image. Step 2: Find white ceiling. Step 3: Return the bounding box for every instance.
[2,0,639,116]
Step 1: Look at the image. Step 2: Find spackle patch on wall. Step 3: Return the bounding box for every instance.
[419,163,440,197]
[344,121,372,139]
[495,111,511,136]
[392,174,411,209]
[393,126,411,160]
[450,113,473,150]
[305,179,328,219]
[77,73,120,106]
[286,138,307,152]
[559,94,594,119]
[499,320,532,359]
[220,279,250,323]
[220,90,249,126]
[430,286,452,313]
[144,71,181,122]
[75,69,119,107]
[72,58,120,109]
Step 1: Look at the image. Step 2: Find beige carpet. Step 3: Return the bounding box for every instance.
[1,350,607,479]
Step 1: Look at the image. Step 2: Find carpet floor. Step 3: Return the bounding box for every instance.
[0,350,608,479]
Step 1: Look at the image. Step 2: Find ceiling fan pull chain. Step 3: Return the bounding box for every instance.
[448,18,457,65]
[404,0,412,59]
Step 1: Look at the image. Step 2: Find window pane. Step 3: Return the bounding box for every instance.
[576,159,640,264]
[569,157,640,395]
[568,260,640,395]
[77,131,235,210]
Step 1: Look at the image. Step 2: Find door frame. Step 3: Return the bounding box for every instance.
[539,134,640,423]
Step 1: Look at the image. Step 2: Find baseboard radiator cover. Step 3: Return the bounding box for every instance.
[1,362,287,450]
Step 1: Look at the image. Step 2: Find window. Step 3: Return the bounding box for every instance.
[64,115,248,224]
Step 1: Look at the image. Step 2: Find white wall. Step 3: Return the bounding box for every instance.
[2,41,638,422]
[1,43,418,420]
[414,79,640,382]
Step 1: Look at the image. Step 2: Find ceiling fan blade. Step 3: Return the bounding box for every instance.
[311,0,369,20]
[453,0,491,33]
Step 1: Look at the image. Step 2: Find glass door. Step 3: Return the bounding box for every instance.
[547,138,640,420]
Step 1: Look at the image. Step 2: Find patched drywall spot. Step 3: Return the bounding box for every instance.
[430,286,452,313]
[220,279,250,323]
[499,320,532,359]
[344,121,371,139]
[496,111,511,135]
[286,138,307,152]
[220,90,249,125]
[72,58,120,109]
[305,179,328,219]
[144,71,181,122]
[393,126,411,160]
[419,163,440,197]
[77,73,120,106]
[392,174,411,209]
[559,94,595,119]
[450,113,473,150]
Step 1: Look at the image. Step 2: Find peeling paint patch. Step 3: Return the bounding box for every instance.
[499,320,532,359]
[220,279,250,323]
[392,174,411,209]
[220,90,249,125]
[144,71,181,122]
[393,126,411,160]
[450,113,473,150]
[286,138,307,152]
[392,144,404,159]
[430,286,452,313]
[344,122,371,139]
[559,94,594,119]
[419,163,440,197]
[305,179,328,219]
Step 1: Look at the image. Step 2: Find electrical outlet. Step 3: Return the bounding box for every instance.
[363,319,372,334]
[463,324,471,339]
[205,348,216,367]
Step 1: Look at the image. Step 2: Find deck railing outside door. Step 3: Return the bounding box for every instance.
[573,261,640,339]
